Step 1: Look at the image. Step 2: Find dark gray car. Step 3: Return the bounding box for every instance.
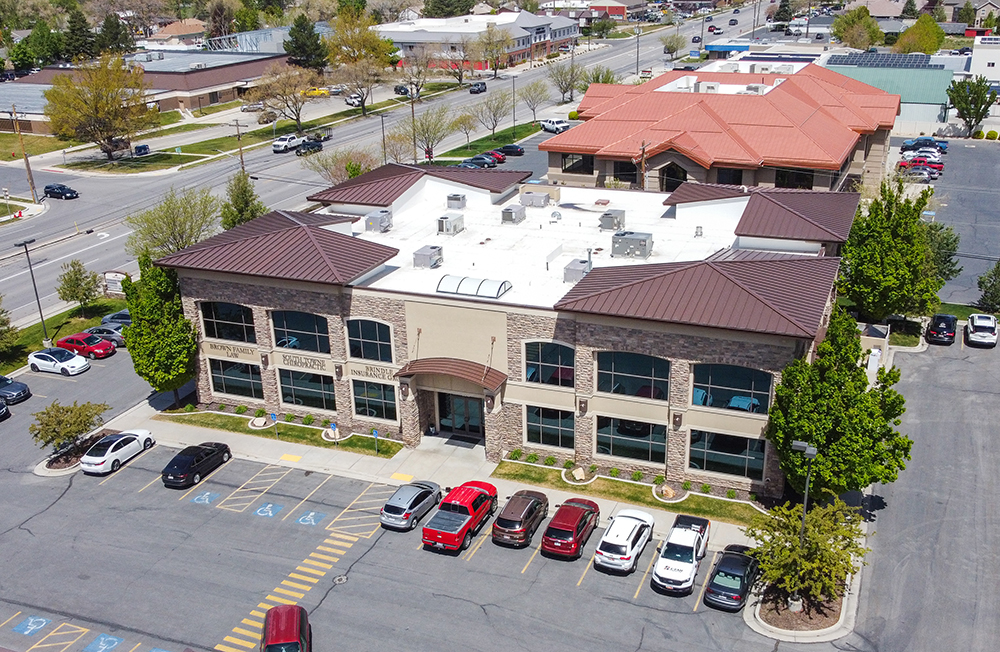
[84,324,127,348]
[380,480,441,530]
[101,309,131,326]
[0,374,31,404]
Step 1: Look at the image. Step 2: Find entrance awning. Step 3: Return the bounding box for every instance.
[394,357,507,393]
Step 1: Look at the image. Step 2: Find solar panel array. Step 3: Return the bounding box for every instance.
[826,53,945,69]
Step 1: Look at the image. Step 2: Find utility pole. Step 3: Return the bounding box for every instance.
[512,74,516,139]
[380,114,387,165]
[634,26,641,76]
[230,119,246,172]
[11,105,38,203]
[410,82,418,164]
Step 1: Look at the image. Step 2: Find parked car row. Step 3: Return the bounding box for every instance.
[927,313,998,347]
[456,143,525,169]
[898,137,948,183]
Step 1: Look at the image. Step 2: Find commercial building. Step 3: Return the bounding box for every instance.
[158,164,858,498]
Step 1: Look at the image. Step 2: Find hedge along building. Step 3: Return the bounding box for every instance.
[157,164,859,498]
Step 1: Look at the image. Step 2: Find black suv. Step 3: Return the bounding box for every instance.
[43,184,79,199]
[469,82,487,94]
[393,84,409,95]
[296,140,323,156]
[927,314,958,344]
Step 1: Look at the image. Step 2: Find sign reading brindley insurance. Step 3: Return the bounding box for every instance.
[202,341,259,363]
[278,351,331,374]
[348,363,397,381]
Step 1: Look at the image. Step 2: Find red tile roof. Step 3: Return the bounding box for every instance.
[554,255,840,338]
[156,210,398,286]
[540,64,899,172]
[395,357,508,392]
[306,163,532,207]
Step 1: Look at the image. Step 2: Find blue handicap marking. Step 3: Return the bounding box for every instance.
[149,647,174,652]
[190,491,220,505]
[13,617,51,636]
[255,502,283,518]
[270,413,277,421]
[296,511,326,526]
[83,634,123,652]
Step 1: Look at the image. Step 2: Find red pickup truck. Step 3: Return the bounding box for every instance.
[422,481,498,551]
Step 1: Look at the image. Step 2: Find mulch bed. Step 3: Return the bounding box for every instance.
[45,429,120,469]
[757,585,843,631]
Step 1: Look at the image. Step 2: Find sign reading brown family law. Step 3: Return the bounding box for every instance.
[349,364,397,381]
[279,352,331,373]
[202,341,259,362]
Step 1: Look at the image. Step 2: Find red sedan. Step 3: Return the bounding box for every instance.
[57,332,116,359]
[898,157,943,171]
[541,498,600,559]
[482,150,506,163]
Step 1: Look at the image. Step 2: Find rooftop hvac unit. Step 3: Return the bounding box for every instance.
[563,258,592,283]
[152,51,164,60]
[695,81,719,94]
[501,204,526,224]
[413,245,444,269]
[720,63,739,72]
[136,53,152,62]
[611,231,654,258]
[774,64,794,74]
[520,191,550,207]
[750,63,772,74]
[190,62,207,69]
[438,214,465,235]
[599,209,625,231]
[447,193,466,209]
[365,209,392,233]
[745,83,768,94]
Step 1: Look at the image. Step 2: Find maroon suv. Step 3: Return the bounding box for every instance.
[492,490,549,547]
[541,498,600,559]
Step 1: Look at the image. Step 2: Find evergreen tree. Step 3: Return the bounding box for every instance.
[423,0,475,18]
[774,0,793,23]
[900,0,919,19]
[0,294,18,358]
[957,0,976,25]
[28,20,64,65]
[283,14,328,73]
[977,260,1000,312]
[64,8,96,60]
[932,4,947,21]
[220,171,268,230]
[95,14,134,54]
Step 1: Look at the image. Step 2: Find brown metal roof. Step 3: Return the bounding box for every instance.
[735,192,859,243]
[395,357,508,393]
[662,183,755,206]
[306,163,532,206]
[156,210,398,286]
[554,256,840,338]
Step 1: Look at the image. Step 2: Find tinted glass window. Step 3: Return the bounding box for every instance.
[692,364,772,413]
[265,644,300,652]
[599,541,627,555]
[596,416,667,463]
[711,569,744,590]
[597,351,669,400]
[352,380,396,420]
[544,526,573,541]
[272,311,330,354]
[202,302,256,343]
[279,369,336,411]
[88,442,113,456]
[495,517,522,529]
[689,430,764,480]
[525,342,574,387]
[526,405,574,449]
[209,359,263,398]
[347,320,392,362]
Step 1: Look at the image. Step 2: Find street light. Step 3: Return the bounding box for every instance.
[789,439,818,612]
[634,26,641,76]
[14,238,49,347]
[379,114,387,165]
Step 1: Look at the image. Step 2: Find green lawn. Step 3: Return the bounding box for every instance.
[0,299,128,375]
[62,152,206,173]
[491,461,761,526]
[158,110,183,126]
[0,133,82,157]
[192,100,241,117]
[423,81,459,93]
[938,302,984,321]
[441,123,542,157]
[145,123,210,139]
[156,411,404,458]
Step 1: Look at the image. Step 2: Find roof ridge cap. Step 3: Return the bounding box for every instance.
[706,259,815,337]
[755,193,842,239]
[698,100,763,164]
[301,225,347,282]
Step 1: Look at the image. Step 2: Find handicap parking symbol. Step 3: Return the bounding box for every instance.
[13,617,50,636]
[190,492,220,505]
[255,502,283,517]
[83,634,123,652]
[149,647,174,652]
[296,511,326,526]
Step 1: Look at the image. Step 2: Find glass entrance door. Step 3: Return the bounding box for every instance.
[438,393,483,438]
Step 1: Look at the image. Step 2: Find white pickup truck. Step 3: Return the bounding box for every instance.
[651,515,711,594]
[272,134,306,153]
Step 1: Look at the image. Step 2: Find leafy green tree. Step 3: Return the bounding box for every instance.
[56,259,102,318]
[985,10,998,29]
[832,6,883,49]
[576,65,621,94]
[0,295,18,358]
[767,306,911,498]
[660,32,687,59]
[300,147,379,185]
[125,187,219,257]
[28,20,63,65]
[947,75,998,135]
[246,63,324,130]
[517,79,551,122]
[475,23,513,78]
[327,8,396,65]
[841,180,942,321]
[64,8,96,60]
[9,41,36,70]
[977,260,1000,312]
[774,0,793,22]
[122,255,198,409]
[423,0,473,18]
[95,14,133,54]
[408,104,453,159]
[894,14,945,53]
[284,13,328,73]
[220,171,268,230]
[450,111,476,149]
[900,0,919,18]
[957,0,976,24]
[338,0,365,12]
[29,401,110,455]
[234,6,261,32]
[744,499,869,607]
[921,221,962,283]
[932,4,947,21]
[590,18,617,38]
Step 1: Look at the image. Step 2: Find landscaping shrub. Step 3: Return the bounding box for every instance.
[654,474,665,485]
[682,480,692,491]
[526,453,539,463]
[609,467,620,478]
[726,489,737,499]
[254,408,266,418]
[302,415,314,425]
[544,456,556,466]
[701,483,712,494]
[183,404,195,412]
[216,404,227,412]
[563,459,575,469]
[568,110,579,120]
[234,405,247,414]
[546,52,559,59]
[749,492,757,502]
[631,471,643,482]
[974,130,985,139]
[988,130,998,140]
[509,448,523,460]
[284,413,295,422]
[589,464,598,474]
[321,419,331,427]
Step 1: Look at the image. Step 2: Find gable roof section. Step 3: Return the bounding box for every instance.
[156,210,398,286]
[662,183,753,205]
[554,256,840,338]
[735,192,859,242]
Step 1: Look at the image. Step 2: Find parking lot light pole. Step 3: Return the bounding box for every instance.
[15,238,50,347]
[789,439,818,612]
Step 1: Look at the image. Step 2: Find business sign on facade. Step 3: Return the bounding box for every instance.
[348,363,397,381]
[278,352,331,373]
[202,341,259,362]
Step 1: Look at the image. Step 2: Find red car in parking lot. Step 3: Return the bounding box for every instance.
[898,157,943,171]
[541,498,600,559]
[57,332,116,359]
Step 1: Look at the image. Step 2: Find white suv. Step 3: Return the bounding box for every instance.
[345,94,363,107]
[272,134,306,153]
[541,119,570,134]
[967,313,998,347]
[593,509,655,573]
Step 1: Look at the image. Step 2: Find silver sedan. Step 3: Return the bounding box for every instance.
[380,481,441,530]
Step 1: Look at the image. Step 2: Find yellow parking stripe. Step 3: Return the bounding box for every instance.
[693,552,718,612]
[250,611,267,619]
[281,474,333,521]
[266,595,297,605]
[26,623,90,652]
[576,551,597,587]
[223,637,255,648]
[241,618,263,628]
[316,545,346,555]
[215,645,247,652]
[273,587,305,599]
[138,476,161,493]
[302,558,333,569]
[125,644,141,652]
[257,602,275,610]
[634,551,657,599]
[295,565,326,576]
[521,544,541,574]
[0,611,22,628]
[232,628,261,640]
[99,447,155,485]
[309,552,338,562]
[177,460,231,501]
[325,533,358,543]
[289,573,318,583]
[281,580,312,591]
[463,532,489,561]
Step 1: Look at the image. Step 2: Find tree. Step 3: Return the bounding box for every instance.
[744,499,869,607]
[766,306,911,498]
[65,9,96,60]
[894,14,945,53]
[832,6,883,49]
[123,255,198,408]
[659,32,687,59]
[978,260,1000,312]
[947,75,998,135]
[368,0,412,22]
[407,105,453,159]
[125,187,219,258]
[334,58,383,116]
[922,221,962,283]
[9,41,35,71]
[0,295,18,358]
[476,23,513,78]
[985,10,998,30]
[338,0,366,13]
[28,20,63,66]
[397,44,432,97]
[29,401,110,455]
[285,13,328,73]
[576,65,621,94]
[451,111,477,149]
[206,0,239,38]
[900,0,919,18]
[841,180,942,321]
[86,0,167,38]
[44,54,158,161]
[958,0,976,24]
[517,79,550,122]
[234,5,261,31]
[423,0,473,18]
[547,61,582,102]
[220,171,268,230]
[435,36,476,85]
[300,147,379,185]
[932,4,947,21]
[95,14,134,54]
[590,18,616,38]
[383,126,413,162]
[56,260,102,318]
[246,64,323,132]
[326,8,395,65]
[774,0,793,22]
[473,89,512,135]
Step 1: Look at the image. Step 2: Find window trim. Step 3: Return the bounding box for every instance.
[351,379,399,422]
[208,358,264,400]
[687,429,766,481]
[271,310,331,355]
[201,301,257,344]
[525,403,576,450]
[595,351,670,402]
[278,368,337,413]
[345,317,394,364]
[523,340,576,389]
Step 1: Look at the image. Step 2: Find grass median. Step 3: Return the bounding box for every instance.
[156,411,404,458]
[441,123,543,158]
[63,152,207,172]
[491,461,760,526]
[0,133,82,157]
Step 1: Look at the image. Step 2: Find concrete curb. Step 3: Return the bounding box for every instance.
[32,457,79,477]
[743,569,861,643]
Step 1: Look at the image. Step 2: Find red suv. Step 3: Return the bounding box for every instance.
[541,498,600,559]
[57,332,116,359]
[261,605,311,652]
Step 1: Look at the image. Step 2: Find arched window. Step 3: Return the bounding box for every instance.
[272,311,329,354]
[692,364,772,413]
[347,319,392,363]
[524,342,575,387]
[597,352,669,400]
[202,302,256,343]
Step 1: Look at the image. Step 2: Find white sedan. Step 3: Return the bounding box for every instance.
[80,430,155,475]
[593,508,655,573]
[27,347,90,376]
[967,313,998,347]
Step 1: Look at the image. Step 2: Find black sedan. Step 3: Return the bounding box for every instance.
[0,374,31,404]
[83,324,127,348]
[161,442,231,488]
[44,183,79,199]
[702,544,760,611]
[496,144,524,156]
[926,313,958,344]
